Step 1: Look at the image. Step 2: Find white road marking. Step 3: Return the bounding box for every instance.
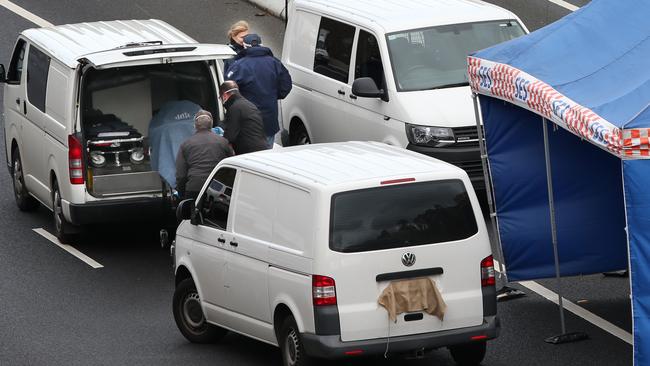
[494,259,632,345]
[548,0,580,12]
[33,228,104,269]
[0,0,54,27]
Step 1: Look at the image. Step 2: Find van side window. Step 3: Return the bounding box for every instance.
[313,17,355,83]
[7,40,26,84]
[199,167,237,230]
[355,30,384,89]
[26,46,50,112]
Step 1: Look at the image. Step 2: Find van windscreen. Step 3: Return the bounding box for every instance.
[387,20,525,91]
[330,180,478,253]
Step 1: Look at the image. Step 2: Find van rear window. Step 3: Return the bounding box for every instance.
[329,180,478,253]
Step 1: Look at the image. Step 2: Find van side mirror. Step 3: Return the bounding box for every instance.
[352,77,388,102]
[176,199,195,223]
[0,64,6,83]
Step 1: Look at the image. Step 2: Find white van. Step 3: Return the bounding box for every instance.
[1,20,234,242]
[172,141,497,366]
[280,0,527,191]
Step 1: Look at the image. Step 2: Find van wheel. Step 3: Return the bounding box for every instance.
[449,341,487,366]
[172,278,227,343]
[289,123,311,146]
[12,149,38,211]
[52,180,76,243]
[279,316,314,366]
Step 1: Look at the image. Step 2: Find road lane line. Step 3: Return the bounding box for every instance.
[33,228,104,269]
[548,0,580,12]
[494,259,632,345]
[0,0,54,27]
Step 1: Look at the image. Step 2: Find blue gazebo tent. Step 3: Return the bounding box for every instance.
[466,0,650,363]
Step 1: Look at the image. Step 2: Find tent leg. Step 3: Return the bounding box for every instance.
[541,117,588,345]
[472,93,507,277]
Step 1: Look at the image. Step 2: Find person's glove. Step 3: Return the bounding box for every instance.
[212,126,224,136]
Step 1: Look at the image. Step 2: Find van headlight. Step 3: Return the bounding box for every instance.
[405,124,455,147]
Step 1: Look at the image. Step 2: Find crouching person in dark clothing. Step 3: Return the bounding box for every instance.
[220,81,269,154]
[175,110,233,200]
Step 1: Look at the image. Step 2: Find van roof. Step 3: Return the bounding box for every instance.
[22,19,201,68]
[227,141,465,188]
[294,0,518,33]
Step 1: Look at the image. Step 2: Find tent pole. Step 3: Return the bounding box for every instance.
[542,117,588,344]
[471,93,524,303]
[472,93,506,275]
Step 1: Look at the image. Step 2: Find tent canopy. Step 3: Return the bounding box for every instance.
[467,1,650,364]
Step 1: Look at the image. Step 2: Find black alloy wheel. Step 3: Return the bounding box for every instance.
[172,278,227,343]
[279,315,315,366]
[290,123,311,146]
[52,180,75,243]
[12,149,38,211]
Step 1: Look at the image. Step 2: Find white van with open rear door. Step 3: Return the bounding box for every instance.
[1,20,234,243]
[172,141,497,366]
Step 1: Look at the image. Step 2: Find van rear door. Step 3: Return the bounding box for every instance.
[78,43,234,69]
[326,179,489,342]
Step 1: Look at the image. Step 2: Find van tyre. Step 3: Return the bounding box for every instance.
[173,278,227,343]
[289,123,311,146]
[12,149,38,211]
[449,341,487,366]
[279,315,315,366]
[52,180,76,243]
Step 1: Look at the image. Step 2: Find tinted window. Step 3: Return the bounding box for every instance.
[313,17,355,83]
[355,30,384,89]
[7,40,26,84]
[198,167,236,230]
[387,20,525,91]
[330,180,478,253]
[27,46,50,112]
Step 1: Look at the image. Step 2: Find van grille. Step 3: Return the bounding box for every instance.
[456,160,484,179]
[453,126,482,143]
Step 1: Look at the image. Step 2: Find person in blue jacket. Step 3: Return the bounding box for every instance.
[225,34,292,147]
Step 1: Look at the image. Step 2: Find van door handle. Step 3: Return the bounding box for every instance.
[15,98,20,105]
[349,94,357,100]
[23,101,27,115]
[229,241,238,247]
[337,90,345,95]
[217,238,226,244]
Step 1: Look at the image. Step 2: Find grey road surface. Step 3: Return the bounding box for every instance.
[0,0,632,365]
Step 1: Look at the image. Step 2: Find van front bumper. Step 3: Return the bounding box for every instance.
[301,315,499,360]
[406,143,485,191]
[66,196,170,225]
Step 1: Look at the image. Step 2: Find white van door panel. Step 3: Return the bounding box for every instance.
[4,39,28,170]
[325,180,488,342]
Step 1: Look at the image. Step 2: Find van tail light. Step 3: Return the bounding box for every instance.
[68,135,84,185]
[312,275,337,306]
[481,255,496,287]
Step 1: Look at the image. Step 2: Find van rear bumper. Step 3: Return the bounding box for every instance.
[67,196,170,225]
[302,315,499,360]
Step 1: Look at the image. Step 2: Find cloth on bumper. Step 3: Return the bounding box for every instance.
[377,278,446,322]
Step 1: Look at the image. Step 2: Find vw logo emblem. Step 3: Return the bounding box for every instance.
[401,252,416,267]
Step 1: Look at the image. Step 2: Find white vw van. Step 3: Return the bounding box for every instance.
[1,20,234,242]
[280,0,527,192]
[172,141,497,366]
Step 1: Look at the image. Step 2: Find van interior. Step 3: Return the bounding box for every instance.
[80,61,218,197]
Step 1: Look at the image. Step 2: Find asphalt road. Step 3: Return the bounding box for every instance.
[0,0,633,365]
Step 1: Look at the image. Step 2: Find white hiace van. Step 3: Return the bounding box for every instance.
[280,0,527,192]
[1,20,234,242]
[172,142,497,366]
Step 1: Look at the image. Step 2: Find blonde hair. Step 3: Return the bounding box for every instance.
[227,20,250,41]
